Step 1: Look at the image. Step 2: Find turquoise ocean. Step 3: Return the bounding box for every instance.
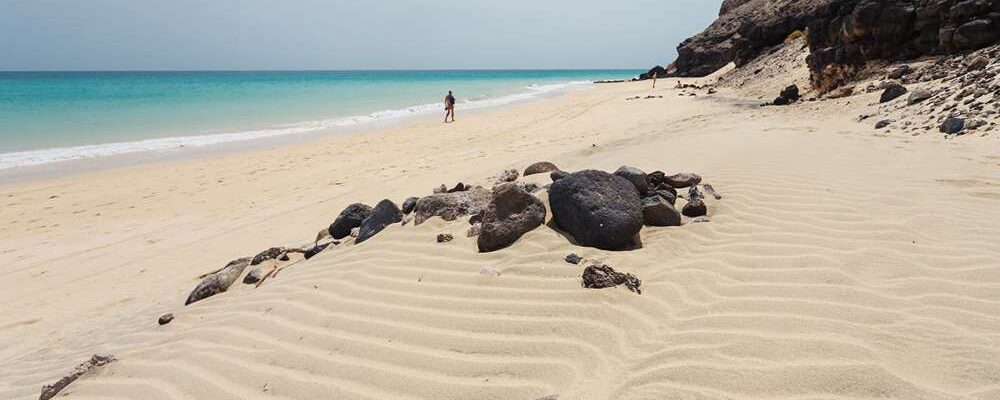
[0,70,639,170]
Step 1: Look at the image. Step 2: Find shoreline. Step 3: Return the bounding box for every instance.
[0,72,635,182]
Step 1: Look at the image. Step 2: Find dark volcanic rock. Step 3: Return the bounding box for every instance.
[243,266,263,284]
[880,84,908,103]
[251,247,284,266]
[550,170,570,182]
[582,264,642,294]
[401,197,419,215]
[414,187,492,224]
[304,242,331,259]
[565,253,583,265]
[478,183,547,252]
[356,200,402,244]
[667,0,1000,93]
[186,257,251,306]
[447,183,469,193]
[682,186,708,218]
[524,161,560,176]
[614,166,649,195]
[772,85,800,105]
[329,203,374,240]
[664,173,703,189]
[642,196,682,227]
[940,117,966,134]
[875,119,894,129]
[887,65,912,79]
[158,313,174,325]
[548,170,643,250]
[437,234,454,243]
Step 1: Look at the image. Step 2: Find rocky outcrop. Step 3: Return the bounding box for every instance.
[40,354,117,400]
[356,200,402,243]
[667,0,1000,92]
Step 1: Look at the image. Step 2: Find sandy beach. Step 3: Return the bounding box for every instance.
[3,68,1000,400]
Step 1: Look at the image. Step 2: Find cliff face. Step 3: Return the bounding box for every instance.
[668,0,1000,92]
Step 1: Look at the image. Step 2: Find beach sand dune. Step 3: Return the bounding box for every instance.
[2,80,1000,400]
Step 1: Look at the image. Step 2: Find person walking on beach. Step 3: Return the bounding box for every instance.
[652,71,658,89]
[444,91,456,123]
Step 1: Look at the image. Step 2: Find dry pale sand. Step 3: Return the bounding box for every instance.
[2,73,1000,400]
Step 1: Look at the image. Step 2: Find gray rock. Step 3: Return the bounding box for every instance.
[158,313,174,325]
[356,199,402,244]
[887,65,911,79]
[40,354,116,400]
[702,184,723,200]
[614,166,649,195]
[478,183,547,252]
[548,170,643,250]
[328,203,374,240]
[939,117,966,134]
[664,173,702,188]
[437,233,454,243]
[433,184,447,194]
[967,55,989,71]
[243,266,263,284]
[879,84,907,103]
[524,161,560,176]
[642,196,682,227]
[690,216,712,224]
[875,119,894,129]
[401,197,419,214]
[565,253,583,265]
[498,168,520,183]
[186,257,251,305]
[413,187,492,225]
[907,89,933,105]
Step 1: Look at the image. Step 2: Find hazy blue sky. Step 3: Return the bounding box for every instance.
[1,0,718,70]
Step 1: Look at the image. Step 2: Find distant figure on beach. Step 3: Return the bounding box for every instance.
[652,72,658,89]
[444,91,456,123]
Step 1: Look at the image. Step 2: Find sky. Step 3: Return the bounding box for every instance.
[0,0,719,71]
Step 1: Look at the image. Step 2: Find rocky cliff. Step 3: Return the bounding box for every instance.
[667,0,1000,92]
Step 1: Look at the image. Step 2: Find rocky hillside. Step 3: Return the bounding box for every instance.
[667,0,1000,92]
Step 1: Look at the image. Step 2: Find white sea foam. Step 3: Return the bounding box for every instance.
[0,80,592,171]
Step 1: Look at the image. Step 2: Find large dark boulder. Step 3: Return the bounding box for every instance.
[328,203,373,240]
[478,183,547,252]
[356,200,402,243]
[413,187,492,224]
[548,170,643,250]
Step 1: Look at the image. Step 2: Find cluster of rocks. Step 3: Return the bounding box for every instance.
[174,161,721,324]
[862,45,998,135]
[550,167,714,251]
[665,0,1000,94]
